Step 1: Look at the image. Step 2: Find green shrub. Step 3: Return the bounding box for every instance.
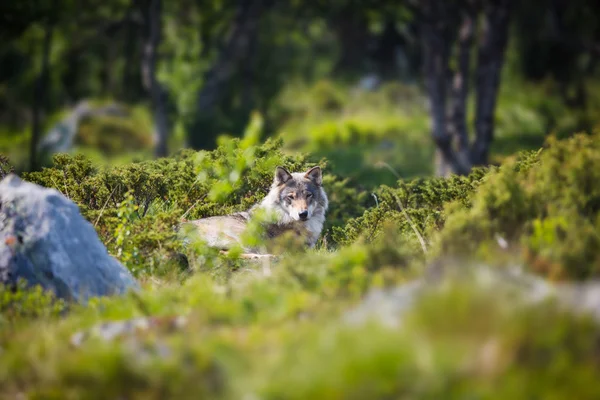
[320,174,370,237]
[75,106,154,155]
[254,273,600,400]
[3,264,600,399]
[438,133,600,279]
[331,135,600,281]
[0,280,66,327]
[0,154,13,179]
[25,142,291,273]
[333,167,489,252]
[0,232,417,398]
[21,129,367,275]
[5,134,600,397]
[309,80,346,112]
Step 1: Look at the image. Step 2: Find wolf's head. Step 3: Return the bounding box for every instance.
[271,166,327,222]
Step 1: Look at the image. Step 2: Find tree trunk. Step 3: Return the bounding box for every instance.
[421,0,470,176]
[420,0,512,175]
[372,20,405,79]
[30,16,54,171]
[471,0,512,166]
[141,0,169,158]
[122,14,138,102]
[332,6,370,75]
[196,0,264,115]
[188,0,266,149]
[448,4,475,170]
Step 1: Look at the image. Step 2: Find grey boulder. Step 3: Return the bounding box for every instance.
[0,174,138,302]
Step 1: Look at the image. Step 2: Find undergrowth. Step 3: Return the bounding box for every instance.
[2,129,600,398]
[21,115,368,276]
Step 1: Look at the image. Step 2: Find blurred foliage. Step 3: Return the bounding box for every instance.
[332,166,489,253]
[0,154,14,179]
[274,80,433,188]
[75,105,153,154]
[2,0,600,397]
[20,117,366,275]
[2,130,600,397]
[438,133,600,280]
[2,0,599,174]
[0,280,66,327]
[257,279,600,399]
[271,75,600,189]
[2,252,600,398]
[334,131,600,280]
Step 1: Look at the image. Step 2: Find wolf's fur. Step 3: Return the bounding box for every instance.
[187,166,328,252]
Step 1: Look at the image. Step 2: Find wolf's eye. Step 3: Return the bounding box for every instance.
[306,192,313,198]
[286,194,294,200]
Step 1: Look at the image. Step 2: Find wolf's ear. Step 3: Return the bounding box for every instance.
[275,166,293,185]
[304,166,322,186]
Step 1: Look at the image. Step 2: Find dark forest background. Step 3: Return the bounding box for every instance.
[1,0,599,185]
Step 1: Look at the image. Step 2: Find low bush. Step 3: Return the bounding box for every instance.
[332,167,490,253]
[23,135,310,272]
[438,133,600,279]
[3,130,600,398]
[256,278,600,400]
[21,123,368,275]
[0,154,13,179]
[0,280,66,328]
[334,132,600,280]
[75,105,154,155]
[2,262,600,399]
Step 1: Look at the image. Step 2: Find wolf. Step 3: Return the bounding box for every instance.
[185,166,328,253]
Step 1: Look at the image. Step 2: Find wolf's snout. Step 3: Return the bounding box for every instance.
[299,210,309,221]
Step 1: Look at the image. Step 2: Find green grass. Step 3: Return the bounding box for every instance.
[3,255,600,398]
[3,133,600,397]
[3,79,600,398]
